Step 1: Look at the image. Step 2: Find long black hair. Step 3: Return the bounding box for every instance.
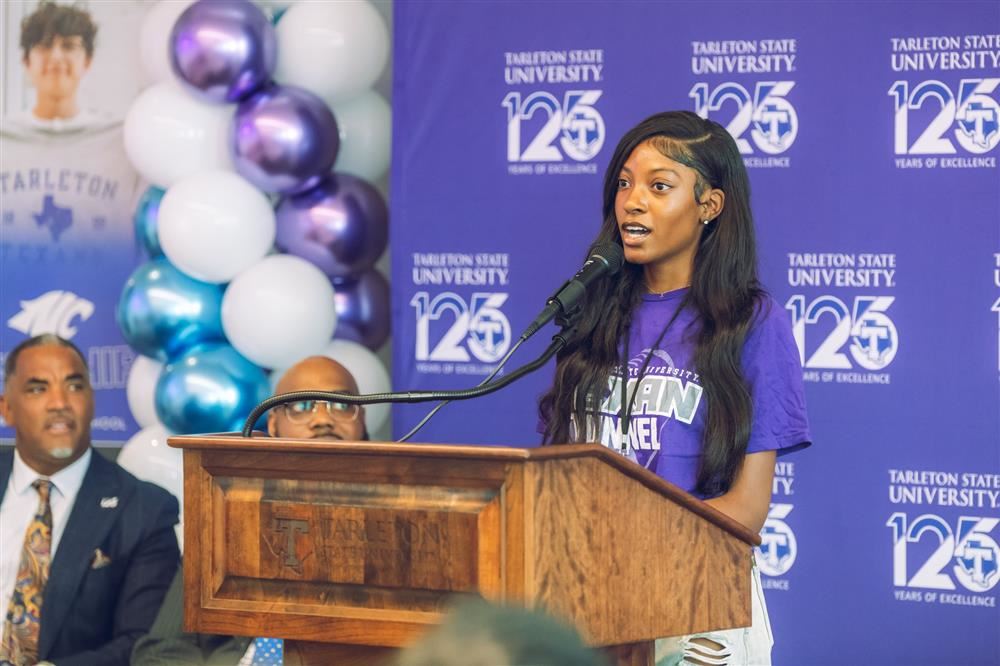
[539,110,764,497]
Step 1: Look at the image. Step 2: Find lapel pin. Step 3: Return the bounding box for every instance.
[100,496,119,509]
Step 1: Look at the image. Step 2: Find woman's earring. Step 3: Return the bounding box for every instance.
[702,218,711,225]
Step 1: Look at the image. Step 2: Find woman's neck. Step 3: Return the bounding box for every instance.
[643,264,692,295]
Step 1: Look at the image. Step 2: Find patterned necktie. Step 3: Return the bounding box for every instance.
[238,637,283,666]
[1,479,53,666]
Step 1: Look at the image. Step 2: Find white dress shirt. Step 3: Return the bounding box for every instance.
[0,447,92,615]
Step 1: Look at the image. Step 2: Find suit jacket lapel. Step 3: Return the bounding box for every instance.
[39,451,127,658]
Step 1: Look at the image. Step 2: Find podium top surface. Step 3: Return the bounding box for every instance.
[169,434,760,546]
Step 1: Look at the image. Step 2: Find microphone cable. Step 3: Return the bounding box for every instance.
[395,335,526,443]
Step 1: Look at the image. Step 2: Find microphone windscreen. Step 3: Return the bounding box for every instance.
[592,242,625,274]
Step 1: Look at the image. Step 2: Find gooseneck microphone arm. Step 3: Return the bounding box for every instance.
[240,332,568,437]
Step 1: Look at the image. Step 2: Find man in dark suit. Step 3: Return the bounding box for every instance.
[0,334,179,666]
[131,355,367,666]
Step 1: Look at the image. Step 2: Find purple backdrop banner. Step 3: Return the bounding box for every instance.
[391,2,1000,663]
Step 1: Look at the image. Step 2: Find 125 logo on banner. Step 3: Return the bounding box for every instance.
[502,90,605,162]
[690,81,798,154]
[410,292,511,363]
[786,295,898,370]
[757,503,797,577]
[889,78,1000,154]
[887,513,1000,593]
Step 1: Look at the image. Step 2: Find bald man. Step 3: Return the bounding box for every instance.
[267,356,366,442]
[131,356,367,666]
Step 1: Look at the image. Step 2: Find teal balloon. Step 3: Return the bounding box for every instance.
[155,343,270,434]
[117,259,225,361]
[134,186,166,258]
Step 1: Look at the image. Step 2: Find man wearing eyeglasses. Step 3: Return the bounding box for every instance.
[131,356,368,666]
[267,356,367,442]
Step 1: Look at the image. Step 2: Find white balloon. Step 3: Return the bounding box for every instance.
[126,356,163,429]
[223,255,337,369]
[124,82,234,188]
[139,0,197,86]
[159,172,276,283]
[322,339,391,435]
[330,90,391,182]
[275,0,389,103]
[118,424,184,549]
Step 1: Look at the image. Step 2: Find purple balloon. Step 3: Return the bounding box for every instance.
[275,174,388,280]
[170,0,276,103]
[333,270,390,350]
[232,84,340,194]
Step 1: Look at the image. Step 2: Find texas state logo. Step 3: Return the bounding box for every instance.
[889,34,1000,170]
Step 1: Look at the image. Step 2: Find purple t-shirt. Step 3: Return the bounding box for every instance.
[588,288,811,499]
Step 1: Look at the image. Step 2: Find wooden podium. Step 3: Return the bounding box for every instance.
[169,435,760,666]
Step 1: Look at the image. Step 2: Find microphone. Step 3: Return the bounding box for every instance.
[521,242,625,340]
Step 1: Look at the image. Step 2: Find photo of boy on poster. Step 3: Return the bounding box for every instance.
[1,1,149,442]
[9,1,114,132]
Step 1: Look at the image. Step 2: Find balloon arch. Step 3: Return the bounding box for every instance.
[116,0,393,542]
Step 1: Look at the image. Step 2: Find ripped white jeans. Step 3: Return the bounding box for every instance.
[655,556,773,666]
